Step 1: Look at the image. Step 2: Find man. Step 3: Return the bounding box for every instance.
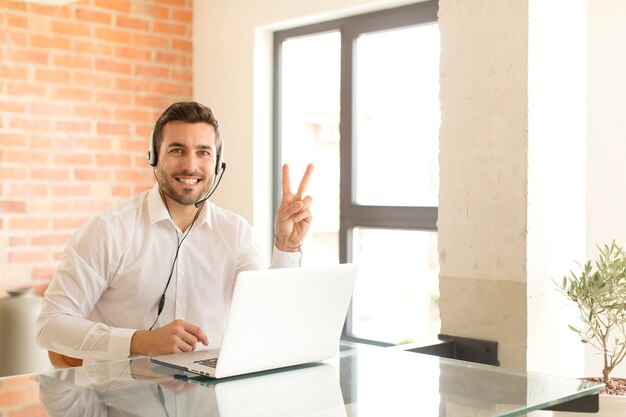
[36,102,314,366]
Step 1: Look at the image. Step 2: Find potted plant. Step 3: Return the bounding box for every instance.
[557,240,626,415]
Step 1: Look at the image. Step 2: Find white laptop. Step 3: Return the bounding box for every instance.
[151,264,358,379]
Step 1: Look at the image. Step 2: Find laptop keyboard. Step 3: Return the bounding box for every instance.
[193,358,218,368]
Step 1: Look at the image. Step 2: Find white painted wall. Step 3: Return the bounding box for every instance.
[526,0,587,376]
[586,0,626,378]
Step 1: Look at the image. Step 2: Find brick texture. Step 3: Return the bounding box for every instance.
[0,375,47,416]
[0,0,193,290]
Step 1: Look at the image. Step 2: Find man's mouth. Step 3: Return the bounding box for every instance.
[175,177,201,185]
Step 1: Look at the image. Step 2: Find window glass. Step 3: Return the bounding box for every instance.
[275,4,440,346]
[280,32,341,265]
[351,227,440,344]
[354,24,440,207]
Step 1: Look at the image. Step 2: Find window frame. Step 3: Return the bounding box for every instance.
[273,1,439,346]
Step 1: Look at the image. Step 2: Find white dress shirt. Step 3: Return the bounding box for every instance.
[36,184,300,364]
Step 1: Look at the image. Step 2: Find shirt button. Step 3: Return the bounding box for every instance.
[180,271,185,276]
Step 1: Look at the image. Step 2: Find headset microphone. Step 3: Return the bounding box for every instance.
[194,162,227,208]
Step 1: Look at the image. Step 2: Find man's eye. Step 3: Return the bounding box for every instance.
[171,149,183,154]
[199,151,210,157]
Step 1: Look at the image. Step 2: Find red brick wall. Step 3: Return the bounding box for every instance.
[0,0,193,293]
[0,375,46,416]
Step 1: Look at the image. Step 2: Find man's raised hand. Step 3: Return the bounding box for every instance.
[274,164,314,252]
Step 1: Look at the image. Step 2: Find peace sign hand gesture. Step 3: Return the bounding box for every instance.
[274,163,314,252]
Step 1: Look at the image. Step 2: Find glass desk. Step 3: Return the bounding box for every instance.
[0,343,604,417]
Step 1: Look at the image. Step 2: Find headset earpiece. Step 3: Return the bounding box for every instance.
[215,139,224,175]
[147,127,157,167]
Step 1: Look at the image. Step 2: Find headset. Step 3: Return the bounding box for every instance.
[146,123,227,330]
[147,126,225,177]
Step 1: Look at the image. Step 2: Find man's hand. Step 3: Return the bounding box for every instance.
[131,319,208,357]
[275,164,314,252]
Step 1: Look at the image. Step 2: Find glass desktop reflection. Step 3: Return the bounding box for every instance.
[37,359,345,417]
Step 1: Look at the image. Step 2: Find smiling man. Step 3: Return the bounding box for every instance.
[36,102,314,365]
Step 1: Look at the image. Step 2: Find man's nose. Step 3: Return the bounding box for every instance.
[181,152,200,170]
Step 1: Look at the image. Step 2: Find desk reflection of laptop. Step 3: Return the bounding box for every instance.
[187,364,346,417]
[152,264,358,378]
[39,362,346,417]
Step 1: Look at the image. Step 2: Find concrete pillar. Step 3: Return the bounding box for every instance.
[438,0,586,376]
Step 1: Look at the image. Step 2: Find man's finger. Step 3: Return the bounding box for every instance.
[296,164,314,198]
[293,208,312,224]
[300,195,312,210]
[182,321,209,346]
[177,338,194,352]
[179,331,198,349]
[281,164,291,196]
[286,200,304,215]
[285,196,312,217]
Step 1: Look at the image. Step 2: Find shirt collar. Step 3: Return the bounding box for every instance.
[147,183,213,229]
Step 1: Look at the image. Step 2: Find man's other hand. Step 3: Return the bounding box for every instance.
[131,319,209,357]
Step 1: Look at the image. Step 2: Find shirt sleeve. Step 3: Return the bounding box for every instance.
[270,247,302,268]
[36,217,137,362]
[234,217,302,271]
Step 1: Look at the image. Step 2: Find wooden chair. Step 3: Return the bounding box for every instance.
[48,351,83,368]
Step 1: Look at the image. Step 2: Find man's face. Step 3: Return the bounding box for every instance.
[155,121,217,207]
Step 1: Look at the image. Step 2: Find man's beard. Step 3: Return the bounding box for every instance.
[156,168,214,206]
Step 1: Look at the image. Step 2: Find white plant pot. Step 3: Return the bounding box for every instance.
[551,394,626,417]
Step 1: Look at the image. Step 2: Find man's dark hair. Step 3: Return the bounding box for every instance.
[152,102,222,161]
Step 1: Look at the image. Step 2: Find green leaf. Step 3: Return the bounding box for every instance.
[558,241,626,378]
